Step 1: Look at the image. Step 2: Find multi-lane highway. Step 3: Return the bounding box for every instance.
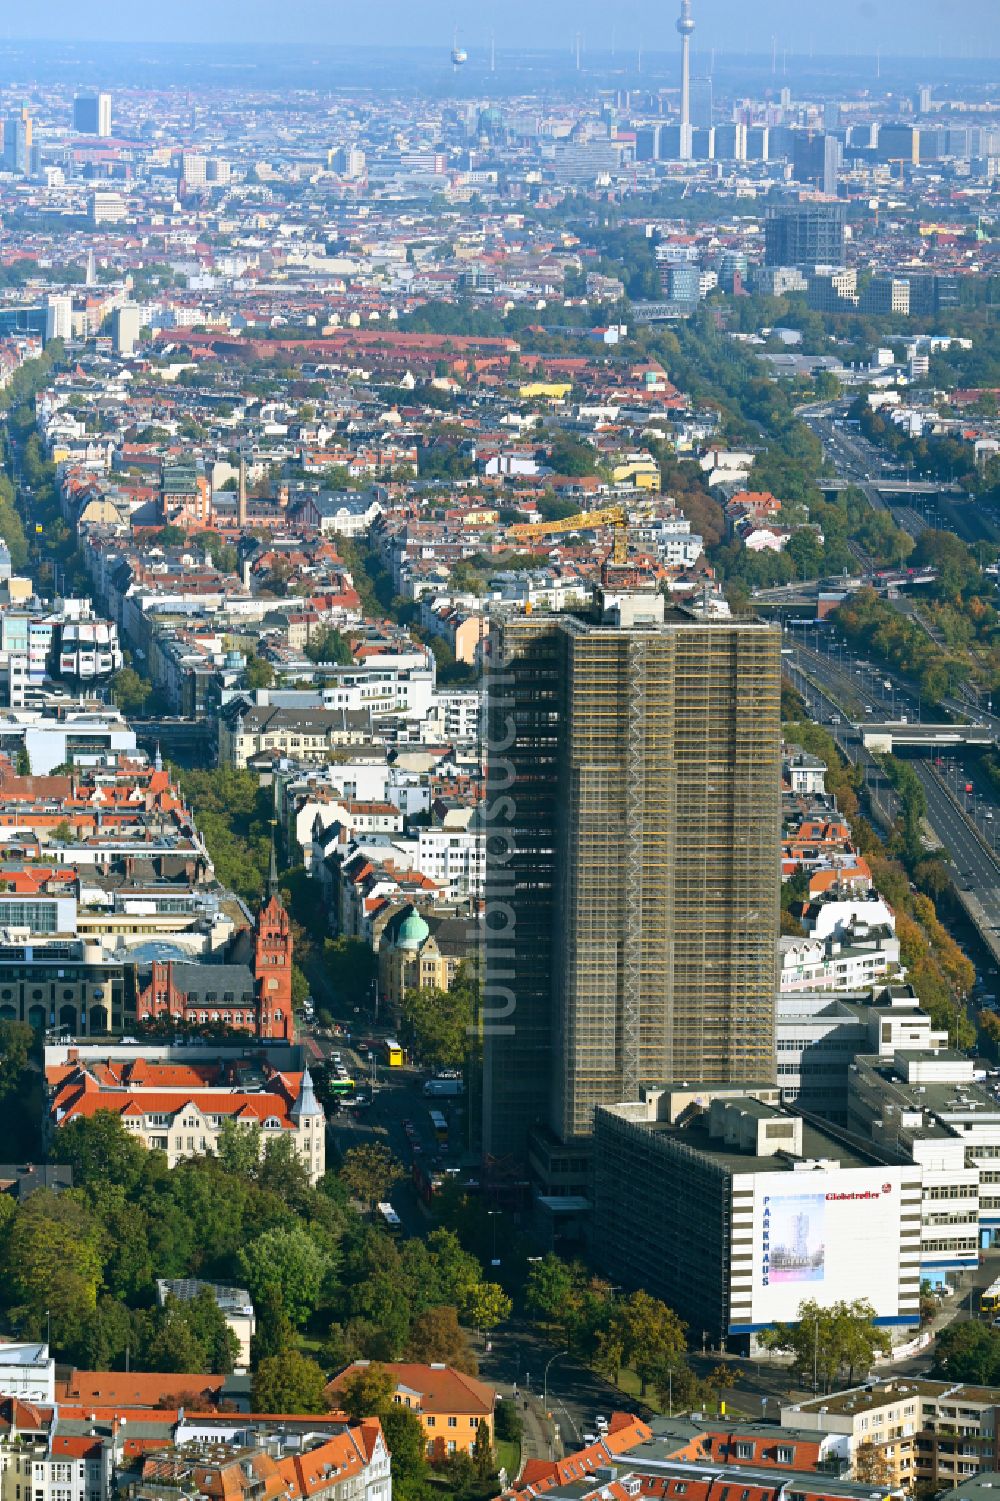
[800,400,1000,545]
[784,632,1000,959]
[914,764,1000,937]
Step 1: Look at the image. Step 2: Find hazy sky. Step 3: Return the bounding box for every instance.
[2,0,995,56]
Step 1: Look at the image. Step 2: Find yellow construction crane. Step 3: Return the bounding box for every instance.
[509,502,635,566]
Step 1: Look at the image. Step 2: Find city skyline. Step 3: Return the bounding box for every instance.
[0,0,995,57]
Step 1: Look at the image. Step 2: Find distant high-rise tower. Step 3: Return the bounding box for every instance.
[74,92,112,138]
[792,131,842,197]
[690,75,714,130]
[676,0,694,161]
[2,106,31,175]
[237,451,248,528]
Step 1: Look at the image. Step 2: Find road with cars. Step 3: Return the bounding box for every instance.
[800,400,1000,545]
[783,628,1000,980]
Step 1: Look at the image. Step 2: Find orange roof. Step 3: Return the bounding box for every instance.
[58,1371,227,1406]
[327,1362,495,1417]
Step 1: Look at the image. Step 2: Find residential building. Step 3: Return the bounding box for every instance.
[0,1406,390,1501]
[505,1412,896,1501]
[45,1050,326,1183]
[778,931,900,996]
[44,296,72,343]
[112,305,142,356]
[378,905,474,1011]
[784,1379,1000,1493]
[326,1363,495,1459]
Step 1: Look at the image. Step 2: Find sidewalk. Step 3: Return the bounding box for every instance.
[492,1380,560,1476]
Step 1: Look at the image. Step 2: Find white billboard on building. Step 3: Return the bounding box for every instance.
[746,1166,906,1326]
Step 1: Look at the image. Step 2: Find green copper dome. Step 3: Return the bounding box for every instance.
[397,908,430,950]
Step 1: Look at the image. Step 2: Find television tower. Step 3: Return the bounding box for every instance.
[677,0,694,160]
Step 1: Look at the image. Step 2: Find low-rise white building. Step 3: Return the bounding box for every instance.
[779,931,901,994]
[0,1343,54,1403]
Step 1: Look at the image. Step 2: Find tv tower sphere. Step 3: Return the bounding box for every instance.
[677,0,694,35]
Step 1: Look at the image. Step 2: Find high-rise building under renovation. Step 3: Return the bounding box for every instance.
[481,606,782,1171]
[765,201,847,267]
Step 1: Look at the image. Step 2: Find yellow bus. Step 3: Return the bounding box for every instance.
[982,1277,1000,1316]
[382,1038,404,1067]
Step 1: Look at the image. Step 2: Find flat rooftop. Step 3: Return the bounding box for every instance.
[608,1109,873,1175]
[855,1055,1000,1121]
[787,1378,1000,1417]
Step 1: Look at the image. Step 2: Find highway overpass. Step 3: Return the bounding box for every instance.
[861,722,995,752]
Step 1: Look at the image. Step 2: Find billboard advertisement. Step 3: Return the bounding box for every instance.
[748,1166,904,1326]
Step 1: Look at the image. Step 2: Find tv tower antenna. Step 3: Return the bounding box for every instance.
[677,0,694,160]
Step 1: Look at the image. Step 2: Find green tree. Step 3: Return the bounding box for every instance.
[304,627,353,665]
[422,1228,483,1309]
[337,1362,396,1421]
[324,935,377,994]
[111,667,152,714]
[216,1118,262,1176]
[399,983,472,1071]
[465,1282,511,1333]
[239,1225,330,1327]
[50,1111,147,1193]
[380,1404,428,1490]
[759,1298,890,1390]
[933,1320,1000,1383]
[547,435,598,476]
[472,1418,495,1480]
[405,1305,478,1375]
[526,1254,577,1328]
[617,1289,687,1397]
[0,1021,33,1102]
[93,1184,153,1300]
[245,654,275,689]
[175,1286,240,1373]
[144,1291,238,1374]
[70,1296,133,1370]
[252,1350,328,1414]
[5,1189,104,1337]
[339,1144,405,1216]
[251,1284,296,1365]
[259,1133,313,1206]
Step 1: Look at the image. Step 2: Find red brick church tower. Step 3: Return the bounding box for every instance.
[254,844,295,1042]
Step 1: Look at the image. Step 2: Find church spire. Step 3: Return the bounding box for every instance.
[267,828,279,898]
